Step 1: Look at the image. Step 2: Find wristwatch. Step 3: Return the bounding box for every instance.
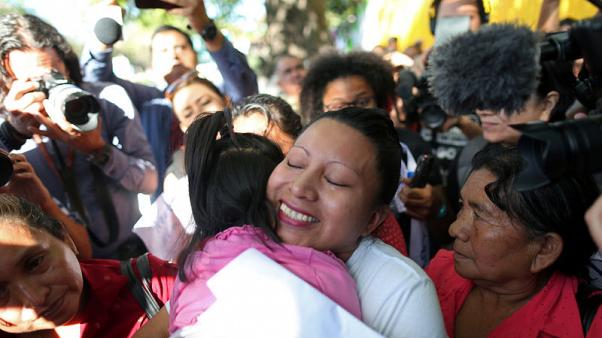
[200,20,218,42]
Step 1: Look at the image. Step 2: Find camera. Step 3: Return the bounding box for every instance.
[35,71,100,132]
[0,149,13,187]
[516,15,602,191]
[397,70,448,130]
[134,0,181,9]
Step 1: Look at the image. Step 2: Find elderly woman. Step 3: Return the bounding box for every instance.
[0,194,177,337]
[426,143,602,337]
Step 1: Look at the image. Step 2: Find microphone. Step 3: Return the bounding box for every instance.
[427,24,540,116]
[94,17,122,46]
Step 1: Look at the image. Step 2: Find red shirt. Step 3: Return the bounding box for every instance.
[426,250,602,338]
[373,210,408,256]
[75,255,177,338]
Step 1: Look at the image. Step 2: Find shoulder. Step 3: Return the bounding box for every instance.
[425,249,456,282]
[348,236,429,285]
[348,237,447,338]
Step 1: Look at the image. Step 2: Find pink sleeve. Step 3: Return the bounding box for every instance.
[283,250,362,319]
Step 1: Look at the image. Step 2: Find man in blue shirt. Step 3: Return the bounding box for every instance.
[81,0,258,196]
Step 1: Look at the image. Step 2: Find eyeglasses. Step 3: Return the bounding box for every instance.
[323,96,376,112]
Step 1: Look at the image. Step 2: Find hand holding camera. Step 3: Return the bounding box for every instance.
[0,153,54,211]
[3,79,46,136]
[4,71,104,154]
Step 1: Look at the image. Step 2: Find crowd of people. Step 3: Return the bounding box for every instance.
[0,0,601,337]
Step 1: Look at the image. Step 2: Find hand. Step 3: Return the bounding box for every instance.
[0,154,54,211]
[585,195,602,251]
[30,110,107,154]
[3,80,46,137]
[398,178,438,221]
[163,0,209,32]
[164,64,193,85]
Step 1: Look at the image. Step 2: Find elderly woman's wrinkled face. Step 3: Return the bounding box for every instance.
[267,118,382,261]
[449,169,542,283]
[0,221,83,333]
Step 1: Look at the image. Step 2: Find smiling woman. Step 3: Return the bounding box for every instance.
[266,107,447,338]
[0,194,177,338]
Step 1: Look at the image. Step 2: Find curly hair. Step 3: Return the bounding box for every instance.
[0,14,82,98]
[231,93,302,138]
[299,51,395,124]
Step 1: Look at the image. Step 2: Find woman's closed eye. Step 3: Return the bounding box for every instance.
[325,177,349,187]
[286,160,303,169]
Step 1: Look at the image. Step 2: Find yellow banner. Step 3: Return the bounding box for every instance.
[368,0,599,51]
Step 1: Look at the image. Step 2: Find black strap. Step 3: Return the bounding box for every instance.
[120,253,161,319]
[49,140,120,248]
[88,163,120,247]
[576,282,602,335]
[50,141,92,227]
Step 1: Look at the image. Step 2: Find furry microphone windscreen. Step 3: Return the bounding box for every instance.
[427,24,541,116]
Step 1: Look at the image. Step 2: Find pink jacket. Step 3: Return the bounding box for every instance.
[169,225,361,333]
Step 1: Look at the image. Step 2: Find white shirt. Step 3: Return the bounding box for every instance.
[346,237,447,338]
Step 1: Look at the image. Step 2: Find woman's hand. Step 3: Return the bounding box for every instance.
[0,154,54,210]
[398,178,440,221]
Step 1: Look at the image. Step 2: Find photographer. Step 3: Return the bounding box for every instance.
[0,14,157,259]
[81,0,258,196]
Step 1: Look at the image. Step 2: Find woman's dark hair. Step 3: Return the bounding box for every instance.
[231,94,302,137]
[0,194,66,241]
[0,14,82,98]
[471,143,598,279]
[537,60,576,122]
[300,51,395,124]
[178,111,284,280]
[305,107,401,206]
[151,25,195,53]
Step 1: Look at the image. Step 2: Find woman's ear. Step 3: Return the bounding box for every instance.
[363,205,389,236]
[538,91,560,122]
[530,232,563,274]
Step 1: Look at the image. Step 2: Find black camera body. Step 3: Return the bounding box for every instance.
[35,71,100,132]
[398,71,448,130]
[0,150,12,187]
[516,15,602,191]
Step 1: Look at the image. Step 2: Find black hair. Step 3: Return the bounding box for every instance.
[0,14,82,97]
[305,107,401,205]
[537,60,576,122]
[427,23,540,116]
[471,143,598,279]
[151,25,194,51]
[178,111,284,281]
[231,94,302,138]
[300,51,396,124]
[0,194,66,241]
